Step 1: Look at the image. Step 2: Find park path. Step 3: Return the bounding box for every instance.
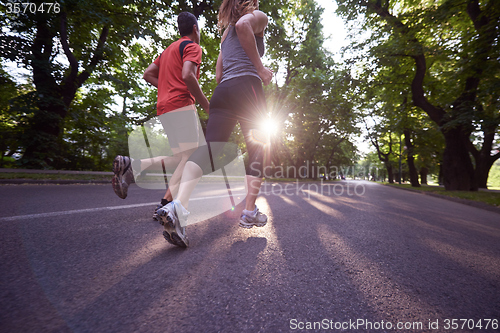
[1,181,499,332]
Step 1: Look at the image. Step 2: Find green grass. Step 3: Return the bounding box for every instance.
[0,172,112,181]
[0,172,246,183]
[488,161,500,188]
[264,177,342,182]
[385,183,500,208]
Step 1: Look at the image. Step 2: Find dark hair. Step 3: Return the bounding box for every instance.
[177,12,198,36]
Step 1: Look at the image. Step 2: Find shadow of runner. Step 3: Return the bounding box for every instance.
[264,192,381,330]
[175,237,270,332]
[287,181,500,330]
[11,200,246,330]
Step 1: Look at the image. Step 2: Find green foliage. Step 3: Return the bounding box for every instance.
[488,160,500,189]
[336,0,500,189]
[1,0,181,168]
[2,0,360,173]
[387,183,500,207]
[0,64,20,167]
[264,0,360,178]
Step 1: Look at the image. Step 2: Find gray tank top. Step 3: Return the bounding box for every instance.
[220,25,265,83]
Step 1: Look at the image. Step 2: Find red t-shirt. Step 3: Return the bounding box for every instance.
[153,36,202,115]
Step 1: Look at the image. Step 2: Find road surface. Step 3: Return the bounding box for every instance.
[1,181,499,332]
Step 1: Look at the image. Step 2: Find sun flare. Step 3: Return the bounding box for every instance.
[260,118,279,136]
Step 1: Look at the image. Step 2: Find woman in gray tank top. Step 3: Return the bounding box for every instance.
[212,0,273,229]
[159,0,274,247]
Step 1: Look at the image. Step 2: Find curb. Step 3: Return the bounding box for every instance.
[0,168,112,185]
[384,184,500,215]
[0,179,111,185]
[0,168,113,175]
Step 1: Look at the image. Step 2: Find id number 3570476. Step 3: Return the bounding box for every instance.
[443,319,498,330]
[6,2,61,14]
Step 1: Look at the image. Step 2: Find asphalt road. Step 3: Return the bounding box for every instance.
[1,181,499,333]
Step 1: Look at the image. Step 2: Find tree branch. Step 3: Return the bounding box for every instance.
[76,25,109,88]
[364,0,447,125]
[466,0,489,31]
[60,11,79,85]
[32,20,57,93]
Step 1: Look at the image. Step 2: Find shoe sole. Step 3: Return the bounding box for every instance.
[153,206,162,221]
[112,155,126,174]
[112,156,130,199]
[238,220,267,229]
[111,175,127,199]
[158,210,188,248]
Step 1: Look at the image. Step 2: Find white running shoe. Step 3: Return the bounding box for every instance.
[157,200,189,248]
[239,206,267,229]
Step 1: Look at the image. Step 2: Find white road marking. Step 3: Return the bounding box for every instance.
[0,193,247,222]
[1,183,356,222]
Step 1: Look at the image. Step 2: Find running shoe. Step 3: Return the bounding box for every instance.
[153,204,163,221]
[157,201,189,248]
[112,155,135,199]
[239,206,268,229]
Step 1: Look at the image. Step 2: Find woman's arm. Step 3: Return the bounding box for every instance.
[235,10,273,85]
[216,52,223,84]
[216,28,230,85]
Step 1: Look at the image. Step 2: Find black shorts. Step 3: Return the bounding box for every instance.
[188,76,267,177]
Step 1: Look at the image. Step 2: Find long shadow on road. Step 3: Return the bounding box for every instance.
[288,181,500,330]
[2,181,499,332]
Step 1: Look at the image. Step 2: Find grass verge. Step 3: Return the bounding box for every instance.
[264,178,340,182]
[0,172,245,183]
[385,183,500,208]
[0,172,112,182]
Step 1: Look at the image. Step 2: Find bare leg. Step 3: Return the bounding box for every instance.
[163,142,200,204]
[133,146,196,202]
[175,165,263,212]
[133,155,182,202]
[139,155,182,173]
[245,175,262,211]
[175,161,203,210]
[165,150,196,200]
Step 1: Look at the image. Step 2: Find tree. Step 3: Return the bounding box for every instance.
[2,0,359,173]
[264,0,359,178]
[365,119,397,183]
[1,0,179,168]
[0,63,22,166]
[336,0,500,190]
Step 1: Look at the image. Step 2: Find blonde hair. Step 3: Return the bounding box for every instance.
[217,0,257,32]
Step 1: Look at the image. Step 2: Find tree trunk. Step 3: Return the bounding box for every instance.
[21,14,109,168]
[419,167,428,185]
[470,125,500,189]
[474,157,496,189]
[22,104,67,168]
[386,162,394,183]
[394,170,400,184]
[21,19,64,167]
[441,127,477,191]
[309,155,316,180]
[404,129,420,187]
